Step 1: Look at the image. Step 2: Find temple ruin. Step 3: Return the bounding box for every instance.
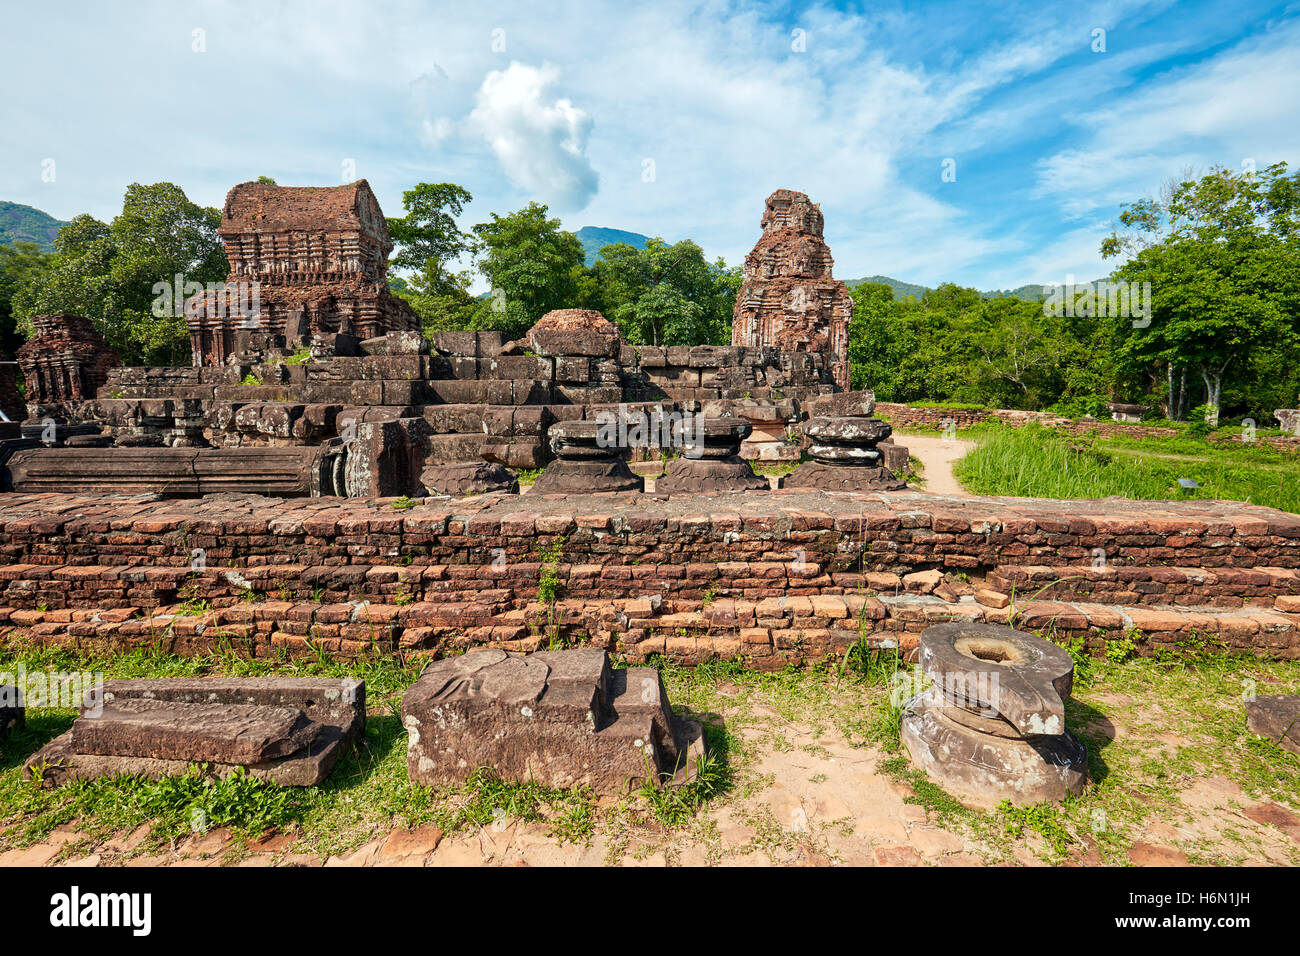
[15,314,118,406]
[732,189,853,390]
[0,184,1295,673]
[185,180,419,366]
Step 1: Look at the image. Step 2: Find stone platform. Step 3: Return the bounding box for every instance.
[0,490,1297,666]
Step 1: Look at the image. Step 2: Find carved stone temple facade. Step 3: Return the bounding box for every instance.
[15,314,119,404]
[731,189,853,389]
[185,180,419,366]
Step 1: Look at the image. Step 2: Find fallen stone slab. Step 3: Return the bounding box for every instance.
[1245,694,1300,756]
[24,677,364,788]
[402,647,706,792]
[420,460,519,497]
[70,698,326,764]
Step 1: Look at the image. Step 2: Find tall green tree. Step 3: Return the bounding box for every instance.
[13,183,225,366]
[1103,163,1300,423]
[387,183,475,296]
[472,202,585,339]
[386,182,482,335]
[591,238,736,345]
[0,241,53,355]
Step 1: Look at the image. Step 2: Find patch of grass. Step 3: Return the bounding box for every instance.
[749,459,802,477]
[877,755,974,825]
[954,422,1300,513]
[638,748,727,827]
[513,467,545,485]
[998,799,1076,860]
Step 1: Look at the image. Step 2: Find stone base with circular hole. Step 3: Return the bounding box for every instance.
[901,622,1088,807]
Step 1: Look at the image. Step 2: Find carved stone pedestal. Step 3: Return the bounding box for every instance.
[782,416,906,491]
[532,421,643,494]
[656,417,768,494]
[901,623,1088,807]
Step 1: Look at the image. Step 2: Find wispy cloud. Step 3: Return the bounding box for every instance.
[0,0,1295,291]
[467,62,598,211]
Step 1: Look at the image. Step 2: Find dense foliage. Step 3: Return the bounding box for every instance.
[4,183,225,366]
[1,163,1295,426]
[385,187,739,344]
[850,163,1300,422]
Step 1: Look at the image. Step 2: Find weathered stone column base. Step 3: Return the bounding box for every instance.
[781,461,906,491]
[420,461,518,497]
[532,458,644,494]
[901,690,1088,807]
[656,455,769,493]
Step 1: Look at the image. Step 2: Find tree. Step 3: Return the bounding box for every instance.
[387,183,475,296]
[386,183,482,336]
[13,183,226,366]
[0,241,53,355]
[472,202,585,339]
[1103,163,1300,424]
[591,238,736,345]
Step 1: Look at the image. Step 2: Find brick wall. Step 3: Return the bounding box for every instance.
[0,490,1298,666]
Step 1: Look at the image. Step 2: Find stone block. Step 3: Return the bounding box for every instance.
[24,677,365,788]
[1246,694,1300,756]
[401,648,704,791]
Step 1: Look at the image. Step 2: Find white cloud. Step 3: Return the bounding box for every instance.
[467,61,598,210]
[1034,17,1300,225]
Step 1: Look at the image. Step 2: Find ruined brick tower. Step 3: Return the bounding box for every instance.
[186,180,419,366]
[731,189,852,389]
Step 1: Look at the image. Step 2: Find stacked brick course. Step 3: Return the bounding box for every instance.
[1,490,1297,666]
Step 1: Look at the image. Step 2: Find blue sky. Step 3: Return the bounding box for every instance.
[2,0,1298,290]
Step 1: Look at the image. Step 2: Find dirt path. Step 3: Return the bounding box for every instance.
[8,675,1299,868]
[897,432,974,497]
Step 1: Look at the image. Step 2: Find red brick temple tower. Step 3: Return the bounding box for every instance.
[186,180,419,366]
[731,189,852,389]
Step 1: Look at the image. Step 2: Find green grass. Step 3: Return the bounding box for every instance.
[2,638,1297,866]
[749,459,803,477]
[953,422,1300,513]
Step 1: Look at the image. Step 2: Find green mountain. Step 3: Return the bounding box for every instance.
[844,274,931,300]
[575,226,650,266]
[0,201,68,251]
[846,275,1061,303]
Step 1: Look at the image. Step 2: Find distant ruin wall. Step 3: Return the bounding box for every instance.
[874,402,1300,450]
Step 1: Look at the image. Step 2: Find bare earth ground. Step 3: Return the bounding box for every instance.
[895,432,975,497]
[3,657,1298,868]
